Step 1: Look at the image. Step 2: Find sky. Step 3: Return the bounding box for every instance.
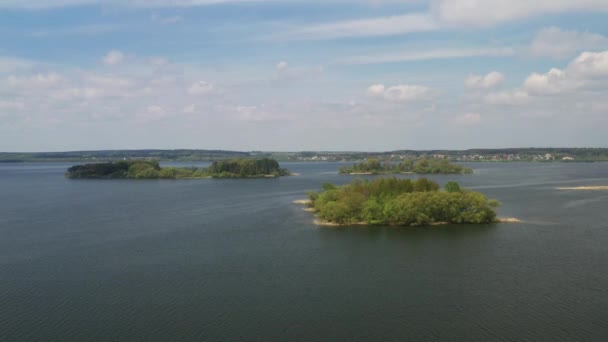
[1,0,608,152]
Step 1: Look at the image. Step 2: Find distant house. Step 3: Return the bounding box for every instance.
[562,156,575,161]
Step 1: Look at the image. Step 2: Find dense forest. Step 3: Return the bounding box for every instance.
[307,178,498,226]
[66,158,290,179]
[339,158,473,175]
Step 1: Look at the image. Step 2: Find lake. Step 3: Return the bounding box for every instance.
[1,162,607,341]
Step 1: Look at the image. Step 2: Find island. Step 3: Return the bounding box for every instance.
[339,158,473,175]
[302,177,500,226]
[66,158,291,179]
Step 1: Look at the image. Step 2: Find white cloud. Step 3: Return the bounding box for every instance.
[522,51,608,95]
[432,0,608,27]
[567,51,608,78]
[276,61,288,71]
[284,13,438,40]
[102,50,125,66]
[465,71,504,89]
[187,81,214,95]
[367,84,385,97]
[342,47,515,65]
[368,84,435,102]
[481,50,608,105]
[530,27,608,58]
[523,68,575,95]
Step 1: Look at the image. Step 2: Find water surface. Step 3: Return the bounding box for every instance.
[1,162,607,341]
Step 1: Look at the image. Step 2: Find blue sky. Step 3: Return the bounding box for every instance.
[1,0,608,152]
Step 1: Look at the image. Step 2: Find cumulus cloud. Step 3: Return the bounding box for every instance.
[102,50,125,66]
[368,84,435,102]
[522,51,608,95]
[530,27,608,58]
[523,68,577,95]
[481,50,608,106]
[465,71,504,89]
[567,51,608,78]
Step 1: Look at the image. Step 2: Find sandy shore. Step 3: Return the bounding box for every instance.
[312,217,521,227]
[497,217,522,223]
[347,172,374,175]
[292,199,312,205]
[556,186,608,190]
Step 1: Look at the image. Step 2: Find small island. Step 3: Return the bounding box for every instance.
[339,158,473,175]
[303,177,499,227]
[66,158,291,179]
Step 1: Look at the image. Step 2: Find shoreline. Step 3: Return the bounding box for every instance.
[293,199,519,227]
[312,217,521,227]
[556,186,608,190]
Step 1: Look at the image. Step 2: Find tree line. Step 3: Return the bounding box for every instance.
[66,158,290,179]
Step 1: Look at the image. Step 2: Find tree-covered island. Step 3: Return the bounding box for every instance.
[305,177,499,226]
[339,158,473,175]
[66,158,291,179]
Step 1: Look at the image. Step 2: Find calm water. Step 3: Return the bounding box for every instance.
[1,162,608,341]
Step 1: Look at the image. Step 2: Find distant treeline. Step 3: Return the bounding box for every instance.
[66,158,290,179]
[307,178,498,226]
[2,149,253,162]
[3,147,608,162]
[339,158,473,174]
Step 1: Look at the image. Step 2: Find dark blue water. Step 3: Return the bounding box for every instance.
[1,162,608,341]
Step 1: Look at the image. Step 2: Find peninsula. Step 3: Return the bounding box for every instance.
[66,158,291,179]
[304,177,499,227]
[339,158,473,175]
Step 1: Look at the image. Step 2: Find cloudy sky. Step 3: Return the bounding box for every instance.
[1,0,607,152]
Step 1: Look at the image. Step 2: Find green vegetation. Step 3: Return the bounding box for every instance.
[206,158,290,178]
[66,158,290,179]
[307,177,498,226]
[339,158,473,175]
